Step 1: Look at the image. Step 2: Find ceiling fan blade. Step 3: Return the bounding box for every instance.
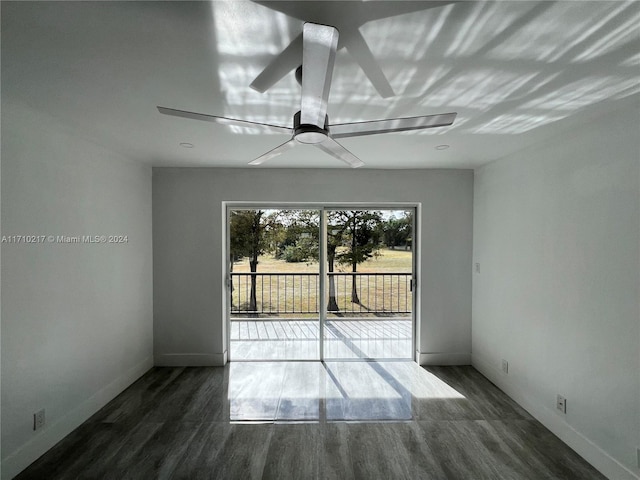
[248,138,297,165]
[157,106,292,134]
[330,112,457,138]
[342,30,394,98]
[250,33,303,93]
[316,137,365,168]
[301,23,339,128]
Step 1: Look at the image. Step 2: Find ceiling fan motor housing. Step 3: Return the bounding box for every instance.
[293,110,329,144]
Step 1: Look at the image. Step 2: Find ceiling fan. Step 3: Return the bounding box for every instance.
[158,22,456,168]
[249,1,457,98]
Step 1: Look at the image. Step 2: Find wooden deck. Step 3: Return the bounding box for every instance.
[230,318,412,360]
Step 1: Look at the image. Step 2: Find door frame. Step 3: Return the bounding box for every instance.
[223,202,420,362]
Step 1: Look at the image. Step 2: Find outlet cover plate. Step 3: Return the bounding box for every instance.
[33,409,45,431]
[501,359,508,374]
[556,395,566,414]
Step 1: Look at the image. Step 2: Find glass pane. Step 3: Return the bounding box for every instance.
[229,209,320,360]
[324,209,414,360]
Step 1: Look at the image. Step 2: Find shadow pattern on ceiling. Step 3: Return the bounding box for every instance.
[212,1,639,136]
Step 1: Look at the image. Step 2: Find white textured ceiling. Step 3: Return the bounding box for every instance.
[2,1,639,169]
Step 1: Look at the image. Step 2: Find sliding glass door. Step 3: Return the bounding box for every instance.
[323,209,414,360]
[227,206,415,361]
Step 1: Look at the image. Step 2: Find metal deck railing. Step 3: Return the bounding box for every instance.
[230,272,412,316]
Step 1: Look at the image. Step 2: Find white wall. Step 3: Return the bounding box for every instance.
[1,100,154,479]
[152,168,473,366]
[472,101,640,479]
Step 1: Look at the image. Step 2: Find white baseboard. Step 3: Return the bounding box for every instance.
[472,354,640,480]
[418,351,471,365]
[1,356,153,480]
[154,352,227,367]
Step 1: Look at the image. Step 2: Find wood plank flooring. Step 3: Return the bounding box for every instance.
[15,364,606,480]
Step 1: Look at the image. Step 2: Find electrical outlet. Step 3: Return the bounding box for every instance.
[33,409,45,431]
[556,395,566,414]
[501,359,508,374]
[475,262,480,273]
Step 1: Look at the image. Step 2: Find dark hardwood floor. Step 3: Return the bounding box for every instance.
[16,363,606,480]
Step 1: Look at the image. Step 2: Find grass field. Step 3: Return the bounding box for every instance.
[231,248,413,316]
[232,247,412,273]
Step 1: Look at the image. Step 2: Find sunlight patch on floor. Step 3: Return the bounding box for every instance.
[228,361,465,422]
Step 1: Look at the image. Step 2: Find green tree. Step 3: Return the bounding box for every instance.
[328,210,383,308]
[229,210,269,312]
[382,212,412,250]
[274,210,319,263]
